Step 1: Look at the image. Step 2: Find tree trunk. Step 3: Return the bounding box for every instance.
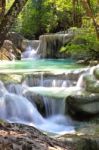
[0,0,6,20]
[0,0,28,47]
[81,0,99,39]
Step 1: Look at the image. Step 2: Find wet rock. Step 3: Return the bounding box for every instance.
[0,74,22,84]
[38,34,73,58]
[83,74,99,93]
[66,94,99,120]
[23,91,45,116]
[94,68,99,80]
[22,70,85,87]
[21,39,39,51]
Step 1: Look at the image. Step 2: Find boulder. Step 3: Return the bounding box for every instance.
[7,32,25,50]
[66,94,99,120]
[0,40,21,60]
[94,68,99,80]
[7,32,40,52]
[83,74,99,93]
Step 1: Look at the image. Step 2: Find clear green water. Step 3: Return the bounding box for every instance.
[0,59,85,73]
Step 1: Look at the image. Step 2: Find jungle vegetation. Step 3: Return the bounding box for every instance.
[0,0,99,58]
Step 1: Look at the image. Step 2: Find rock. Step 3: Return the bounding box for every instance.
[83,74,99,93]
[59,124,99,150]
[0,122,72,150]
[38,34,73,58]
[0,40,21,60]
[7,32,40,52]
[66,94,99,120]
[76,59,89,65]
[23,91,45,116]
[7,32,25,50]
[21,39,39,51]
[94,68,99,80]
[22,70,85,87]
[0,74,22,84]
[89,60,99,66]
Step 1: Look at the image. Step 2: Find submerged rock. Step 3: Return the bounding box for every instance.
[66,94,99,120]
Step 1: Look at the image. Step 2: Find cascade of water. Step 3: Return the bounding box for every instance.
[43,79,72,87]
[6,83,23,95]
[76,74,85,88]
[90,66,96,75]
[0,82,44,124]
[21,46,39,59]
[4,94,44,124]
[52,80,56,87]
[40,73,44,86]
[42,96,65,117]
[0,79,75,134]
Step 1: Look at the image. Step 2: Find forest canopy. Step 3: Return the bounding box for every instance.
[7,0,98,39]
[0,0,99,59]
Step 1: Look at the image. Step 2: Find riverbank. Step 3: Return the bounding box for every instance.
[0,122,75,150]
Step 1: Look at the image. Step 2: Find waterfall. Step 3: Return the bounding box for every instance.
[42,97,65,117]
[90,66,96,75]
[76,74,85,88]
[21,46,39,59]
[0,81,44,124]
[4,94,44,124]
[23,74,73,87]
[40,72,44,86]
[21,39,40,59]
[0,80,75,134]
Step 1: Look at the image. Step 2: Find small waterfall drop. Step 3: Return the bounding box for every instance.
[0,80,75,134]
[4,94,44,124]
[21,46,39,59]
[52,80,56,87]
[40,72,44,86]
[76,74,85,88]
[90,66,96,75]
[42,97,65,117]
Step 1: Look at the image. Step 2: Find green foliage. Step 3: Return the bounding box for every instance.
[13,0,78,38]
[6,0,14,12]
[60,28,99,59]
[10,0,99,41]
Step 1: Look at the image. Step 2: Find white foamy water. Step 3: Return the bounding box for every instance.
[0,80,75,135]
[21,46,39,59]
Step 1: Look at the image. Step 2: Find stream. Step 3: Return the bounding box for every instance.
[0,58,89,136]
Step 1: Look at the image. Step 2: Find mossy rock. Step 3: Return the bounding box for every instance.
[0,74,23,84]
[94,68,99,80]
[66,94,99,120]
[83,74,99,93]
